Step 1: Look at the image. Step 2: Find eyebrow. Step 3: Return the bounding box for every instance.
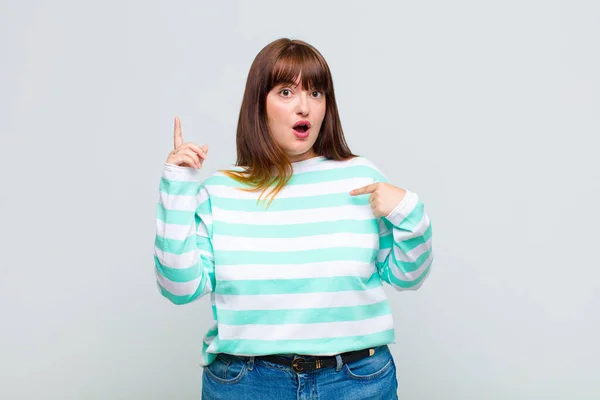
[275,81,299,88]
[275,82,325,91]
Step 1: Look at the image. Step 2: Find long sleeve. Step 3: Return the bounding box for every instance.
[153,163,215,305]
[376,190,434,291]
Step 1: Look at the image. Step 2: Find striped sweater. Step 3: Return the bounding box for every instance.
[154,155,434,366]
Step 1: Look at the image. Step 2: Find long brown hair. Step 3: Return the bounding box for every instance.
[222,38,356,204]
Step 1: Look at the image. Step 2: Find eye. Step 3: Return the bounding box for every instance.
[311,90,324,99]
[279,88,292,97]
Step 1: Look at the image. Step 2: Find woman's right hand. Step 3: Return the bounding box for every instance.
[166,117,208,169]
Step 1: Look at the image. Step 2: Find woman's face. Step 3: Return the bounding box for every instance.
[265,76,326,162]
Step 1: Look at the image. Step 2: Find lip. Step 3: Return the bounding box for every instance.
[293,120,311,129]
[292,120,311,139]
[293,127,311,139]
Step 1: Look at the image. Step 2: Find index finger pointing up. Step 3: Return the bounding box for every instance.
[174,117,183,149]
[350,183,379,196]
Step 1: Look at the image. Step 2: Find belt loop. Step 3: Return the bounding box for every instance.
[247,356,255,371]
[335,354,343,372]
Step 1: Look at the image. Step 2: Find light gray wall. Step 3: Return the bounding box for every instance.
[1,0,598,399]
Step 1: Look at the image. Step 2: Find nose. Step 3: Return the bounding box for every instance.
[295,92,310,116]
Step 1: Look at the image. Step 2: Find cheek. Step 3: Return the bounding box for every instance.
[266,103,286,130]
[315,102,327,126]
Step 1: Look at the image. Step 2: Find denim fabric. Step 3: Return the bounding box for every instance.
[201,345,398,399]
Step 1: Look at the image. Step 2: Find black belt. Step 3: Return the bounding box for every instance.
[257,348,375,373]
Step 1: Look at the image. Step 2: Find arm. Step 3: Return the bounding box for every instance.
[376,190,434,291]
[153,163,215,305]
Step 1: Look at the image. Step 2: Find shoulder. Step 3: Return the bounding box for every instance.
[295,156,387,182]
[199,167,248,192]
[334,156,388,182]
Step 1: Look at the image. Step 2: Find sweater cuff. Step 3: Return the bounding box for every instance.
[162,162,202,181]
[384,190,419,226]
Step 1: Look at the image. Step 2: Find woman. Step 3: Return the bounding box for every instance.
[154,38,434,399]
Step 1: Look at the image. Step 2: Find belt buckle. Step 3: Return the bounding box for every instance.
[292,357,305,373]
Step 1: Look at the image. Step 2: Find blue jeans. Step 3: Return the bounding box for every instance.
[202,345,398,399]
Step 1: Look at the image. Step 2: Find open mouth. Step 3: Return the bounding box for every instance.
[293,121,312,136]
[293,124,309,133]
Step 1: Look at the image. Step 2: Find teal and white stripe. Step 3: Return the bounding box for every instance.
[154,156,434,365]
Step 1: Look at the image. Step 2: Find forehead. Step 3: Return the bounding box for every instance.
[269,54,329,91]
[274,75,303,87]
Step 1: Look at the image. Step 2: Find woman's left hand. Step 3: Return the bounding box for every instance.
[350,183,407,218]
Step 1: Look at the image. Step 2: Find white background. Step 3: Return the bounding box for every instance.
[1,0,599,398]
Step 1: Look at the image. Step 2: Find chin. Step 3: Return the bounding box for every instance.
[286,145,314,157]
